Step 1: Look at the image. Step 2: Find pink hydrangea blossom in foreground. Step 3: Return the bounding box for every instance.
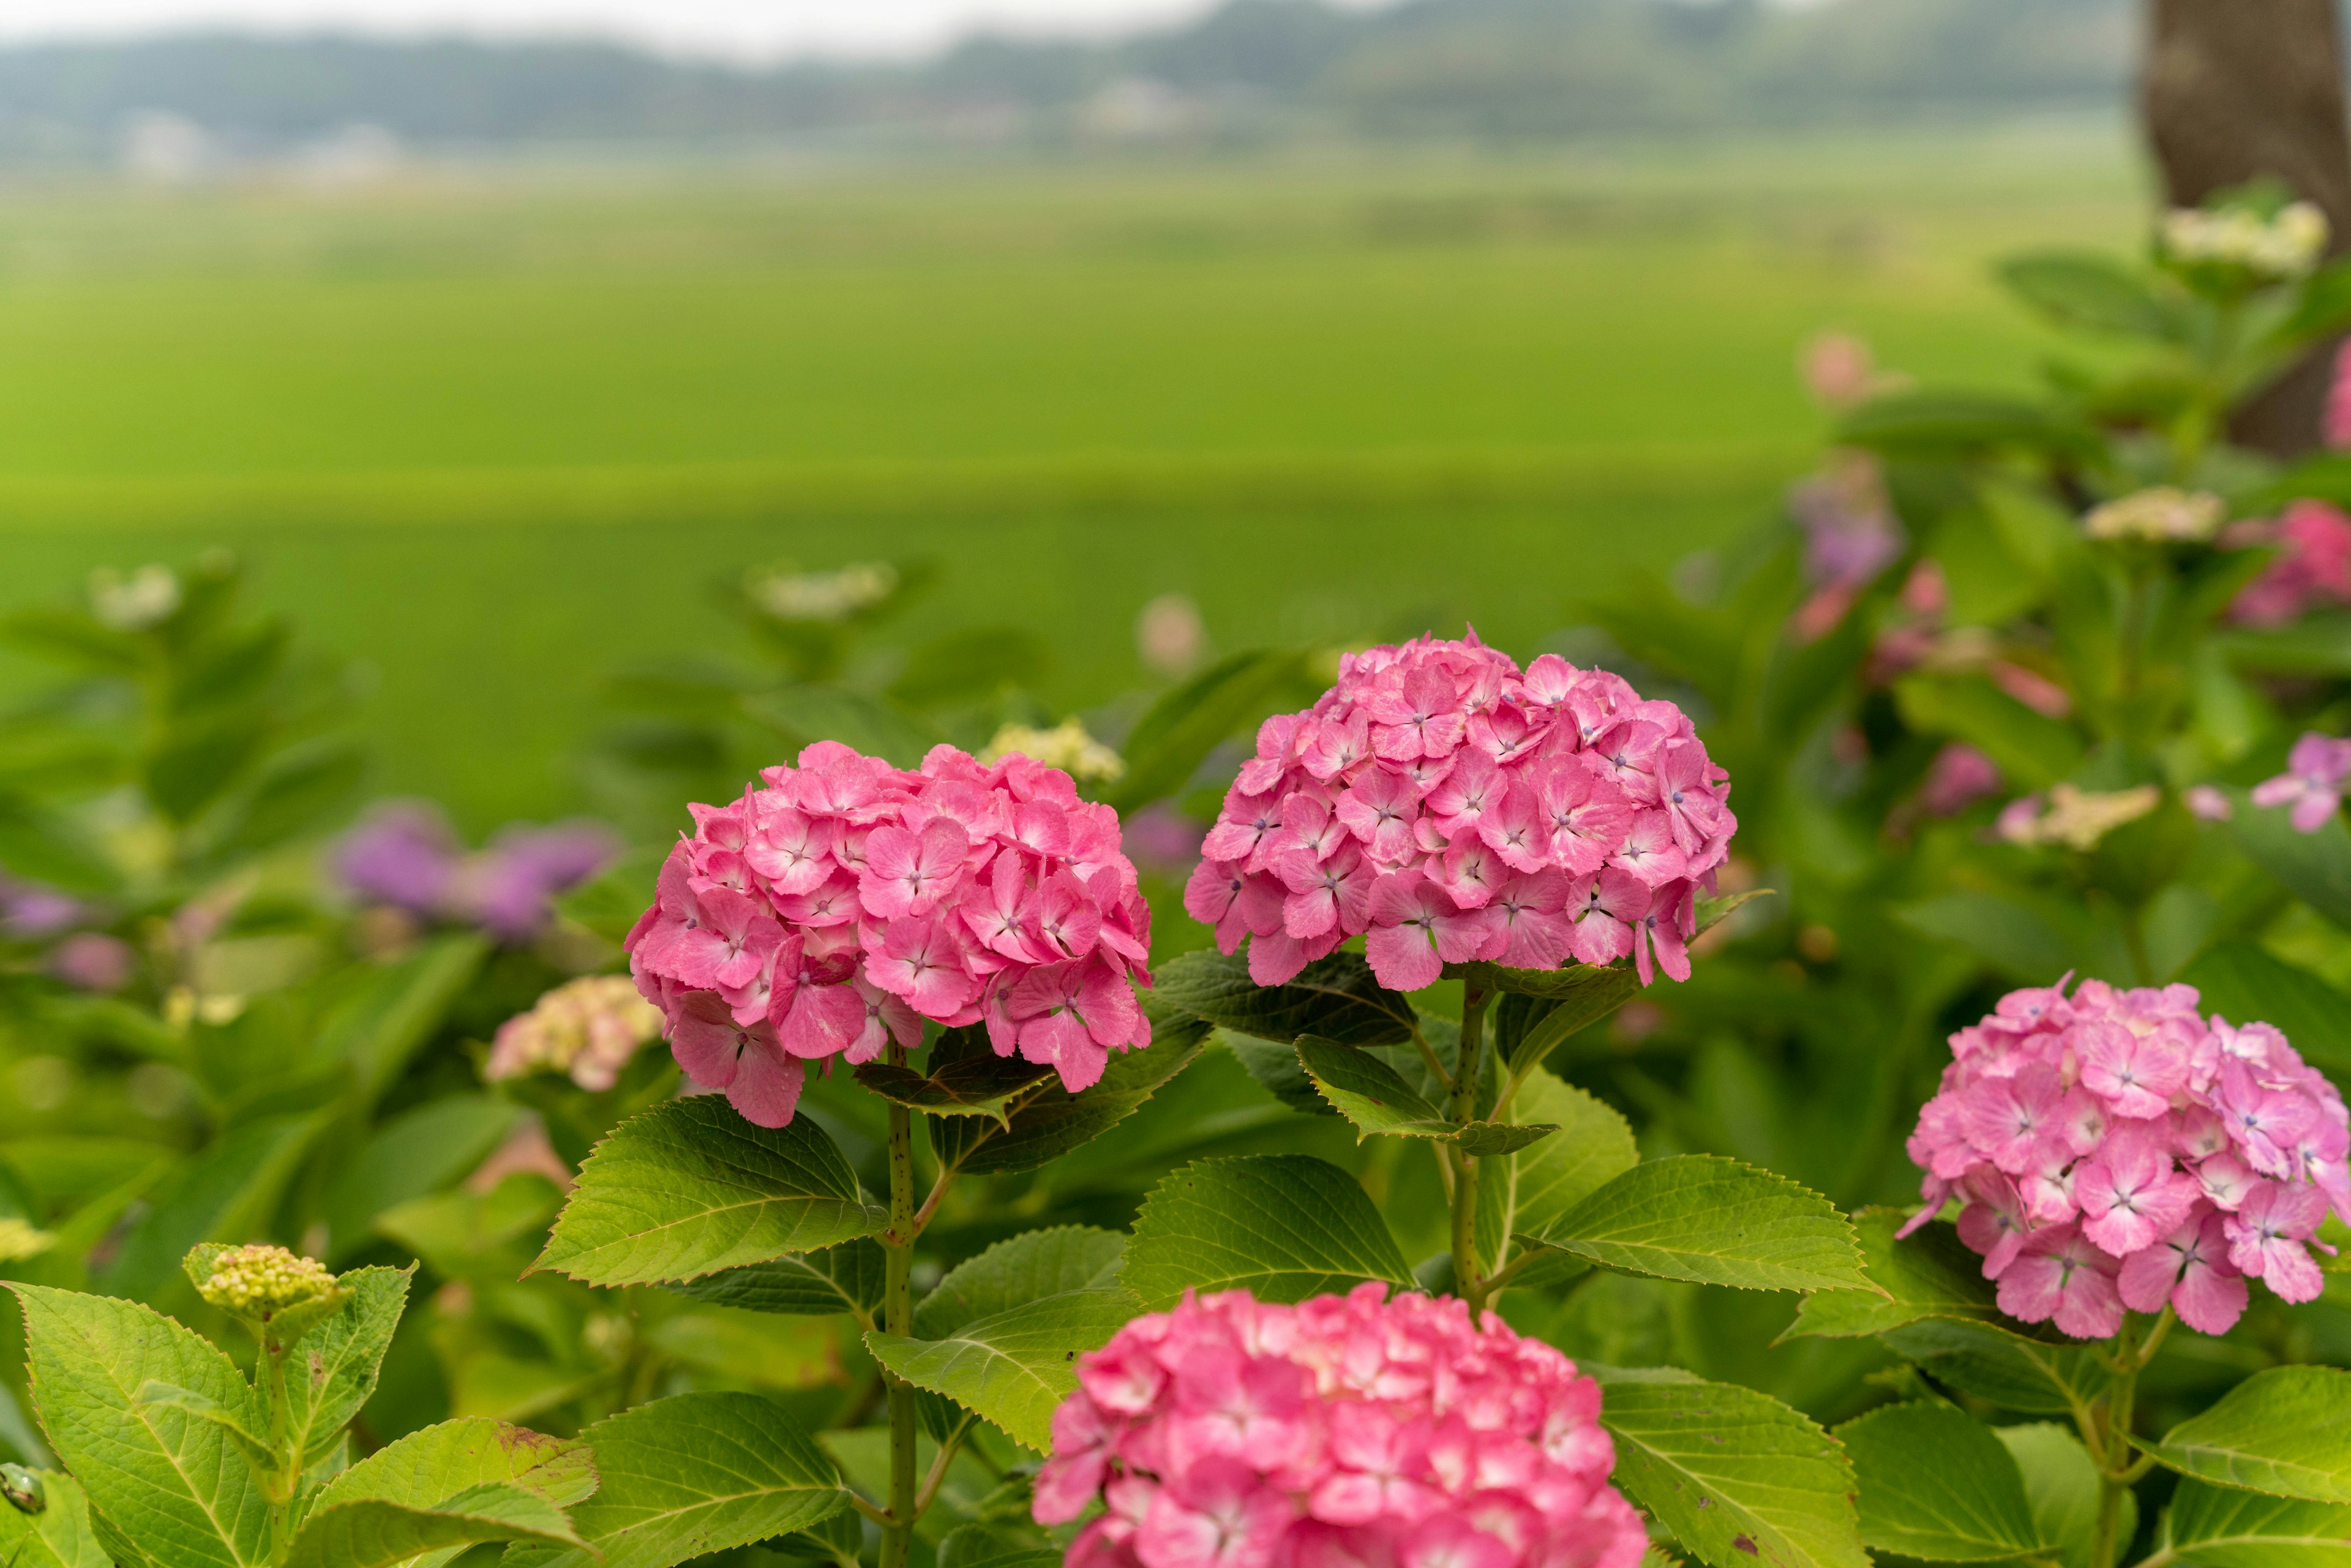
[2253,732,2351,834]
[1035,1283,1646,1568]
[1184,634,1733,991]
[625,741,1152,1127]
[1902,978,2349,1338]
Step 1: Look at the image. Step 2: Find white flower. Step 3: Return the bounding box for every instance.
[744,561,898,623]
[88,564,181,630]
[981,718,1125,782]
[2161,200,2330,280]
[2082,487,2226,544]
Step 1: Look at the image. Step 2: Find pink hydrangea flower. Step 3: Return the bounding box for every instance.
[624,741,1153,1127]
[2229,500,2351,627]
[1919,744,2002,817]
[1902,977,2348,1337]
[2252,732,2351,833]
[1035,1283,1646,1568]
[1183,635,1733,992]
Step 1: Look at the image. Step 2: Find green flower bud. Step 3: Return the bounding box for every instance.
[191,1244,343,1341]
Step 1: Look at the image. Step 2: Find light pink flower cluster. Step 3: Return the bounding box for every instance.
[625,740,1152,1127]
[1035,1283,1646,1568]
[1903,978,2349,1338]
[2254,732,2351,834]
[1184,636,1733,992]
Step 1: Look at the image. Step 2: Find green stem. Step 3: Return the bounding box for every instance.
[880,1063,920,1568]
[1450,981,1490,1316]
[257,1326,298,1553]
[2087,1313,2147,1568]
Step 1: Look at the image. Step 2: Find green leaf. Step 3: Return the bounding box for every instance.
[929,1010,1208,1177]
[320,1095,520,1262]
[2143,1366,2351,1502]
[1839,1401,2046,1561]
[1894,676,2084,790]
[745,686,945,770]
[1294,1033,1445,1127]
[0,1468,112,1568]
[282,1266,411,1467]
[1593,1366,1869,1568]
[501,1392,852,1568]
[127,1380,277,1476]
[205,740,367,860]
[1447,958,1641,1010]
[377,1173,564,1285]
[534,1097,887,1287]
[1522,1155,1871,1294]
[2228,793,2351,936]
[936,1522,1062,1568]
[145,716,268,823]
[887,626,1048,709]
[666,1238,889,1324]
[1780,1209,2015,1341]
[1895,892,2083,984]
[913,1227,1126,1339]
[96,1112,320,1302]
[5,1283,272,1568]
[2180,941,2351,1076]
[2159,1477,2351,1567]
[1877,1319,2103,1416]
[1477,1069,1637,1283]
[1998,250,2178,338]
[1101,648,1305,813]
[1836,389,2093,460]
[2216,613,2351,677]
[866,1288,1141,1451]
[1221,1030,1338,1116]
[1123,1154,1412,1308]
[313,934,491,1104]
[306,1414,598,1513]
[283,1482,583,1568]
[1996,1423,2121,1568]
[852,1053,1054,1127]
[1151,949,1416,1048]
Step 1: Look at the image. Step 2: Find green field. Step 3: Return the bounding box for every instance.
[0,124,2145,828]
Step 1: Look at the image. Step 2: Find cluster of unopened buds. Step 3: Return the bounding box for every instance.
[2159,199,2330,281]
[1903,978,2349,1337]
[1035,1283,1647,1568]
[626,740,1152,1125]
[487,975,665,1092]
[1185,635,1733,990]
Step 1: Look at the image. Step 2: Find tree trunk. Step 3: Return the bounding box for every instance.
[2143,0,2351,456]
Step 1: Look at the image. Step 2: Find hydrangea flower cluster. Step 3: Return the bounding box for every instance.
[337,801,617,942]
[487,975,666,1092]
[1185,635,1733,992]
[1903,978,2350,1338]
[1035,1283,1646,1568]
[625,740,1152,1127]
[2228,500,2351,627]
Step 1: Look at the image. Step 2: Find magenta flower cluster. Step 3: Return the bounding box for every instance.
[625,740,1152,1127]
[2253,731,2351,833]
[1184,636,1734,992]
[1035,1283,1646,1568]
[1903,979,2349,1338]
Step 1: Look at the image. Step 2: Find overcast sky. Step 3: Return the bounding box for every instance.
[0,0,1285,61]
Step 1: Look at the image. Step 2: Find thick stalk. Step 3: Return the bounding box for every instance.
[1450,981,1490,1316]
[2088,1314,2144,1568]
[880,1063,920,1568]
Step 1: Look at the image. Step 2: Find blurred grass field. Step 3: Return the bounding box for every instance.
[0,122,2144,827]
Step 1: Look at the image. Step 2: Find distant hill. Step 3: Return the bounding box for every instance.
[0,0,2135,165]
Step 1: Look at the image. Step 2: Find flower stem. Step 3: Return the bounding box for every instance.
[2087,1311,2147,1568]
[1450,980,1490,1316]
[880,1060,920,1568]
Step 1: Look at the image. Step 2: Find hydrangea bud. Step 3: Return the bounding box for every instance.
[488,975,666,1092]
[1902,978,2349,1338]
[194,1244,343,1335]
[1037,1283,1648,1568]
[1185,633,1733,990]
[625,740,1154,1127]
